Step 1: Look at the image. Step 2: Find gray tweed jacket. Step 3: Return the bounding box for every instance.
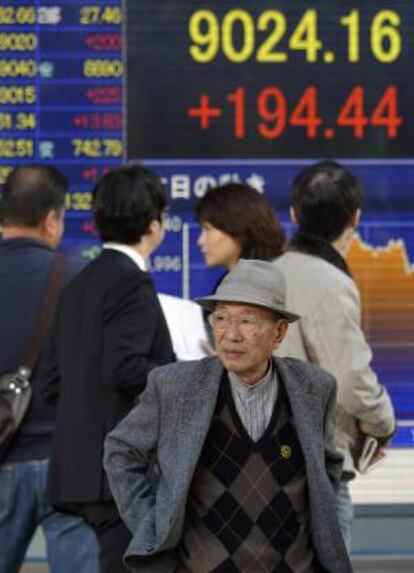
[104,356,352,573]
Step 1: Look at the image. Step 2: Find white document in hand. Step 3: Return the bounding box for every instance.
[158,293,209,361]
[357,436,380,474]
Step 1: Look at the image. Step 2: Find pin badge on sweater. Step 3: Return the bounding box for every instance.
[280,445,292,459]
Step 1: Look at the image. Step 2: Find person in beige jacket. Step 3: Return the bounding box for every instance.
[274,160,396,552]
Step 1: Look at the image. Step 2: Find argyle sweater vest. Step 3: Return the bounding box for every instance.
[177,375,318,573]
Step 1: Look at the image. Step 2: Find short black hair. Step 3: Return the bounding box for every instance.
[195,183,284,260]
[93,165,166,244]
[292,161,363,241]
[1,164,67,227]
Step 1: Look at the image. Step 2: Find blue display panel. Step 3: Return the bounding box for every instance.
[0,0,123,253]
[0,1,413,448]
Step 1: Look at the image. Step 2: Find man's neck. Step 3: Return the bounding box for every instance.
[2,226,45,242]
[131,242,150,260]
[103,242,148,272]
[331,227,354,257]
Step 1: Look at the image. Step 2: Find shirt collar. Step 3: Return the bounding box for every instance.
[228,359,276,393]
[102,242,147,271]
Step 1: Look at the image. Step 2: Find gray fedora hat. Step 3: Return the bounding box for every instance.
[196,259,299,323]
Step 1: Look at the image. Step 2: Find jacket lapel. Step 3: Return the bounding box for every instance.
[166,359,224,530]
[177,359,223,476]
[275,358,323,452]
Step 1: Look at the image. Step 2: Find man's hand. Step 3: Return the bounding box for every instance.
[368,447,387,468]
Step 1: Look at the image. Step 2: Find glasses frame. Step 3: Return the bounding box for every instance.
[210,312,273,336]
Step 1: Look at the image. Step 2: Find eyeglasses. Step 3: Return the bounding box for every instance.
[210,313,270,336]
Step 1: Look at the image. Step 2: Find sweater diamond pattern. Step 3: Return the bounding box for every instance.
[178,377,316,572]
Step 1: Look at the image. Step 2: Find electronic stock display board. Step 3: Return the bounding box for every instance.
[0,1,413,451]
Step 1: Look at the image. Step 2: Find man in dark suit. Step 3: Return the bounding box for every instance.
[0,164,98,573]
[104,259,352,573]
[41,165,175,573]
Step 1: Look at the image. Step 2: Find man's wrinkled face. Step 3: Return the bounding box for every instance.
[212,302,288,384]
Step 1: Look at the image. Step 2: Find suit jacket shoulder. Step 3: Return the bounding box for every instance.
[149,357,222,399]
[58,249,158,323]
[274,251,358,312]
[63,249,148,291]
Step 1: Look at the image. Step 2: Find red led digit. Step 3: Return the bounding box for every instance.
[257,87,287,139]
[370,87,402,138]
[337,87,368,138]
[227,87,246,139]
[289,87,322,138]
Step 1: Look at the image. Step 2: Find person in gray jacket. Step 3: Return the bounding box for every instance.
[273,161,396,551]
[104,259,352,573]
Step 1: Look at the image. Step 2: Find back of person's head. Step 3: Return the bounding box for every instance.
[1,164,67,228]
[195,183,284,260]
[292,160,363,242]
[93,165,166,244]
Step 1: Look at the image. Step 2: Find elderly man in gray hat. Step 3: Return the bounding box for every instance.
[104,259,352,573]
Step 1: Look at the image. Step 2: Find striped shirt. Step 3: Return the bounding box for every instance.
[228,360,278,441]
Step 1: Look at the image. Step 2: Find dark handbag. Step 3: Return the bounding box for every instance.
[0,254,67,461]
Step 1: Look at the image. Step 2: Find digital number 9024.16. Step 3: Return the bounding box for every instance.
[189,9,401,64]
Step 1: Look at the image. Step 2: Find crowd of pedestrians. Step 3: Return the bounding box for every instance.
[0,161,395,573]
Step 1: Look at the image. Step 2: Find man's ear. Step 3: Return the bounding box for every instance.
[146,218,165,252]
[290,207,298,225]
[148,218,161,236]
[41,209,64,247]
[273,319,289,349]
[349,208,361,229]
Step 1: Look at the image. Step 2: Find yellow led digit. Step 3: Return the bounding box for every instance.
[289,10,322,63]
[80,7,99,25]
[340,10,360,63]
[16,7,36,25]
[189,10,219,64]
[101,6,122,25]
[71,192,93,211]
[15,112,36,130]
[222,10,255,64]
[256,10,287,63]
[0,113,12,130]
[103,138,122,157]
[0,167,13,184]
[0,8,13,24]
[371,10,401,63]
[24,86,36,104]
